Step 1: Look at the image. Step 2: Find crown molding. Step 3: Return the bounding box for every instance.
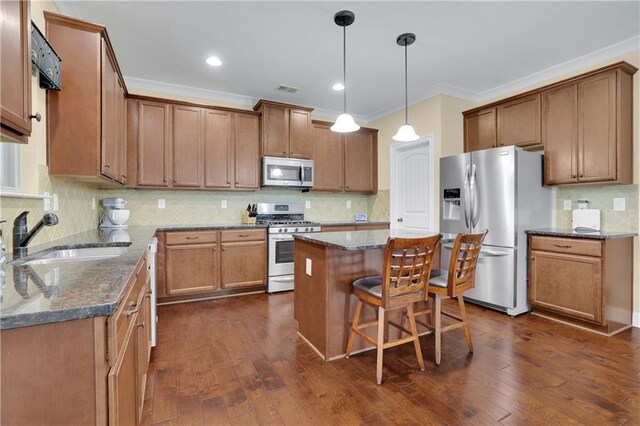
[124,77,259,108]
[474,36,639,103]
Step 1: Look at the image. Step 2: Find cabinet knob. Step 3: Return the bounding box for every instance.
[571,175,576,178]
[579,174,584,178]
[136,322,145,329]
[104,164,110,168]
[29,112,42,122]
[282,151,286,155]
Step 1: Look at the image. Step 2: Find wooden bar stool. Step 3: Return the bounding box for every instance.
[413,230,487,365]
[345,235,442,385]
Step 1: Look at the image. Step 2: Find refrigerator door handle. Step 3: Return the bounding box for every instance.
[470,163,479,229]
[463,165,471,229]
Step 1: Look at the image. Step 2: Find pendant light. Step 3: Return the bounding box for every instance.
[331,10,360,133]
[393,33,419,142]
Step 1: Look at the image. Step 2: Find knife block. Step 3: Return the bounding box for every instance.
[242,211,256,225]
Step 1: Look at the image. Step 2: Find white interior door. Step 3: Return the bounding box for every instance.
[390,135,435,232]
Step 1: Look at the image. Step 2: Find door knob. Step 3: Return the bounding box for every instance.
[397,218,404,222]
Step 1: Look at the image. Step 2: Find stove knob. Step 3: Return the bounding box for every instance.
[278,228,283,233]
[294,228,299,232]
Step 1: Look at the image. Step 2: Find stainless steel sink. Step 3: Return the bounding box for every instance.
[10,246,128,266]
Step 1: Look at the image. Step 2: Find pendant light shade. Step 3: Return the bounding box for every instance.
[331,10,359,133]
[393,33,419,142]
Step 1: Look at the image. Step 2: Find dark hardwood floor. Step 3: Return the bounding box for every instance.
[141,293,640,425]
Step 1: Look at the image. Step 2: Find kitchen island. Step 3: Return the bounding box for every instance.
[293,229,441,360]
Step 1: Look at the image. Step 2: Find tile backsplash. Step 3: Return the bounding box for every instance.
[556,184,638,232]
[1,165,100,252]
[98,188,389,226]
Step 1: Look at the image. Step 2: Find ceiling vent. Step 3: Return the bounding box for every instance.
[277,84,299,94]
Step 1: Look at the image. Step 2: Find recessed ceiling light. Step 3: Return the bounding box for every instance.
[206,56,222,67]
[332,82,345,91]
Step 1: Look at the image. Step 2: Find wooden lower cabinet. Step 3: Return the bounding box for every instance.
[0,253,152,425]
[221,240,267,289]
[160,229,267,302]
[166,243,219,295]
[528,235,633,335]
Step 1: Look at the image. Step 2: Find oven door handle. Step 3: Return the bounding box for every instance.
[270,236,294,241]
[270,276,295,283]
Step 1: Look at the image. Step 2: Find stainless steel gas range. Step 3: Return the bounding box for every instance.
[256,203,321,293]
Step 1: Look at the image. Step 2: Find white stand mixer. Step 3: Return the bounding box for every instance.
[99,197,130,229]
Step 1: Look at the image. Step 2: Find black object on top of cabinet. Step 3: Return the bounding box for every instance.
[30,21,62,91]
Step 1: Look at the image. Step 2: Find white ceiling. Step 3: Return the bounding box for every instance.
[53,1,639,121]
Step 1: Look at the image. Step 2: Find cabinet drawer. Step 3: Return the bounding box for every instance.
[221,229,265,242]
[530,236,601,257]
[110,258,146,361]
[166,231,218,245]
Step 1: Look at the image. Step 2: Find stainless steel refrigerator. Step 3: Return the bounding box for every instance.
[440,146,552,315]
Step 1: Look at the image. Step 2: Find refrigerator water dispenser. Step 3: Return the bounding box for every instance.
[442,188,461,220]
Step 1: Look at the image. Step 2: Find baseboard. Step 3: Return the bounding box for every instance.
[633,311,640,328]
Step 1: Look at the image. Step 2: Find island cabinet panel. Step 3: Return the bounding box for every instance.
[294,239,387,360]
[528,235,633,335]
[172,105,202,187]
[45,12,127,186]
[166,243,219,295]
[137,100,171,187]
[464,108,496,152]
[254,99,314,159]
[312,121,378,194]
[497,94,541,148]
[204,109,233,188]
[0,0,31,143]
[312,122,344,191]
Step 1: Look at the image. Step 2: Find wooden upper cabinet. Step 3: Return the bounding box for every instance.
[203,109,233,189]
[137,100,170,187]
[254,100,313,159]
[577,71,617,183]
[311,121,343,192]
[289,109,313,158]
[497,94,541,148]
[0,0,32,143]
[261,103,289,157]
[234,112,260,189]
[115,79,127,184]
[464,108,496,152]
[101,43,117,180]
[542,83,577,185]
[542,63,635,186]
[172,106,201,187]
[344,129,377,193]
[45,12,127,186]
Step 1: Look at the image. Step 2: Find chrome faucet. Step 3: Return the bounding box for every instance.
[13,211,59,256]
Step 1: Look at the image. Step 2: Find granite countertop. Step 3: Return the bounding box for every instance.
[294,229,442,251]
[1,226,157,330]
[526,228,638,240]
[319,221,390,227]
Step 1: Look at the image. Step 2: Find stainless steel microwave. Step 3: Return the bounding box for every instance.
[262,157,314,188]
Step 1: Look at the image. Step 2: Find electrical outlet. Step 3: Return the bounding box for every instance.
[305,200,311,209]
[563,200,571,211]
[91,197,96,210]
[221,200,227,209]
[305,258,312,276]
[346,200,351,209]
[158,199,165,209]
[613,198,626,211]
[53,193,59,211]
[43,192,51,211]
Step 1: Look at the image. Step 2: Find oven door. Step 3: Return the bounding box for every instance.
[268,234,295,276]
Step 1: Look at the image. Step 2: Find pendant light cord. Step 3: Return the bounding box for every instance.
[404,43,408,125]
[343,25,347,113]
